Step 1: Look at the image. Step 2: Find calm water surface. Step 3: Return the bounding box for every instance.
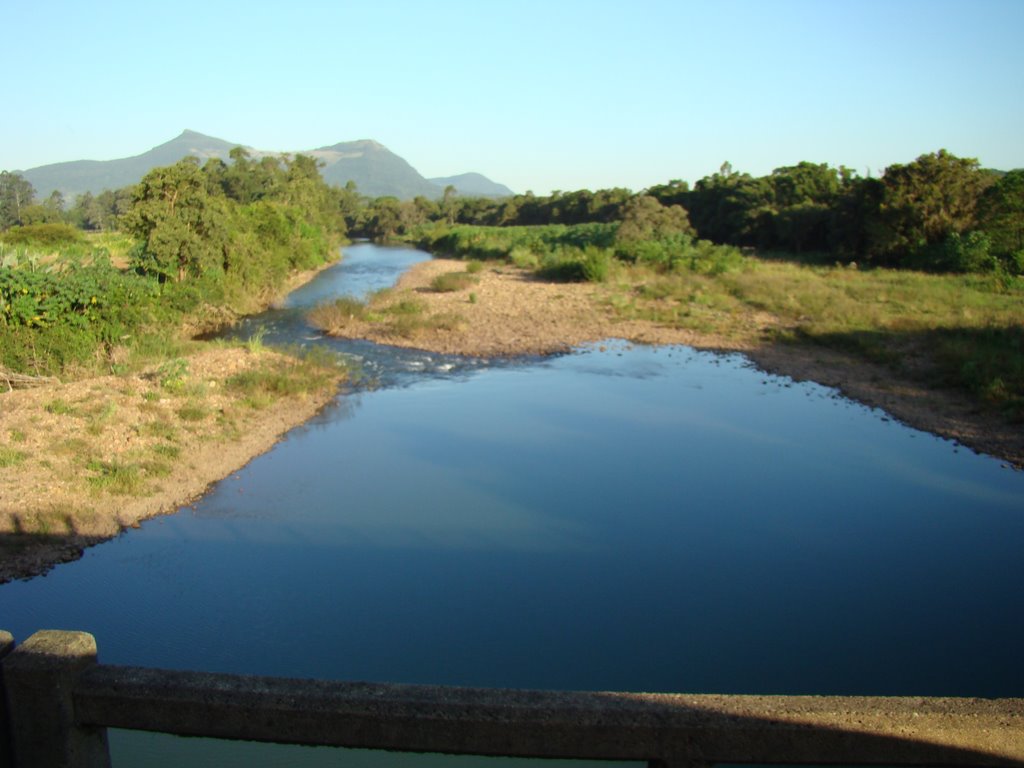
[2,243,1022,766]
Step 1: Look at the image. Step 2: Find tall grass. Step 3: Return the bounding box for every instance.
[306,297,367,330]
[430,271,479,292]
[226,346,346,405]
[611,255,1024,416]
[86,459,145,496]
[0,447,28,468]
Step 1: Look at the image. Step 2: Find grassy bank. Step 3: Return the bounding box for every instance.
[403,223,1024,419]
[603,260,1023,419]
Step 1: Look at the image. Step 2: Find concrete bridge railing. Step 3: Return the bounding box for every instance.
[2,629,1023,768]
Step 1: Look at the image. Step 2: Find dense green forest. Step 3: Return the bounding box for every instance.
[348,150,1022,275]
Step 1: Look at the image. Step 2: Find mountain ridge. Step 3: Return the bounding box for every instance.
[428,172,514,198]
[16,131,513,202]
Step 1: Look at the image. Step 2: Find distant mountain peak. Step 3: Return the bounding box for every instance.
[165,129,228,147]
[18,131,513,201]
[318,138,385,153]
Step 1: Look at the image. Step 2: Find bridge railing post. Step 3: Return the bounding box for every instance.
[2,630,111,768]
[1,630,15,767]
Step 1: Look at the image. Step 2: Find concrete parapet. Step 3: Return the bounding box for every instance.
[2,628,1024,768]
[75,665,1024,766]
[0,630,15,767]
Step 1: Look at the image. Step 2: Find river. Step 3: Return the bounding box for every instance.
[2,243,1023,767]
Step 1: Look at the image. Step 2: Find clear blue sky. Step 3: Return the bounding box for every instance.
[3,0,1022,195]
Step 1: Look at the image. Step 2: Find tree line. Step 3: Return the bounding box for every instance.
[350,150,1022,275]
[652,152,1021,273]
[0,172,130,232]
[3,147,1022,277]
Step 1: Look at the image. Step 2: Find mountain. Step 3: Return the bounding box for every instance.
[16,131,513,202]
[307,140,442,200]
[428,173,514,199]
[20,130,242,201]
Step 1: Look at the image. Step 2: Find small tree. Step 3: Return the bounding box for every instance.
[122,158,227,283]
[615,195,694,243]
[365,197,402,240]
[0,171,35,230]
[441,184,460,226]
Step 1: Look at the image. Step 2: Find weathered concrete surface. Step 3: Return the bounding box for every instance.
[4,630,110,767]
[74,664,1024,766]
[3,628,1023,767]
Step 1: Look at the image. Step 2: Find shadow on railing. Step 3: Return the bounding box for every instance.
[2,630,1023,768]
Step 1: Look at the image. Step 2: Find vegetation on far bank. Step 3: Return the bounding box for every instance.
[350,150,1023,276]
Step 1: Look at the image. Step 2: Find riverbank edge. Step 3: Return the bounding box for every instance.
[319,258,1024,470]
[0,256,347,584]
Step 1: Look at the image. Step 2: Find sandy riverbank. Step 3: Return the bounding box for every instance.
[0,346,344,582]
[321,258,1024,469]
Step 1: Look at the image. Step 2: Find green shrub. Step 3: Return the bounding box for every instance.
[153,443,181,459]
[430,271,478,292]
[1,223,84,248]
[534,245,612,283]
[581,247,612,282]
[86,459,145,495]
[537,248,588,282]
[156,358,189,392]
[1007,249,1024,275]
[509,247,540,269]
[176,403,208,422]
[306,297,367,331]
[385,298,427,316]
[0,447,28,468]
[950,231,997,273]
[45,398,78,416]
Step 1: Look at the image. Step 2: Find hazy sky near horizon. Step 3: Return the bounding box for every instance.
[4,0,1022,195]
